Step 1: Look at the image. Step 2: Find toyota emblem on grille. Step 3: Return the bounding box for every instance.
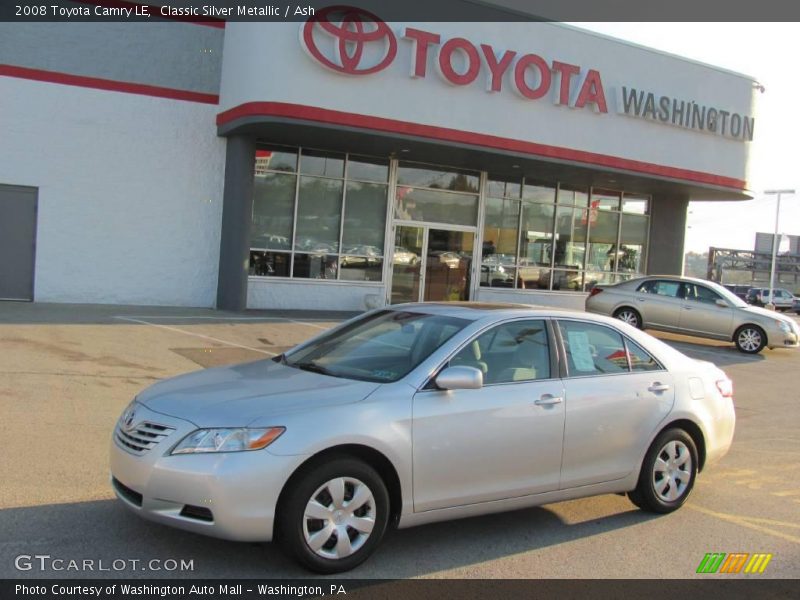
[123,408,137,431]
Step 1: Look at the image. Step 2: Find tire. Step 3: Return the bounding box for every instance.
[613,307,642,329]
[734,324,766,354]
[278,457,389,574]
[628,428,698,513]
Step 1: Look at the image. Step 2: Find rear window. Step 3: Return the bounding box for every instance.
[637,280,681,297]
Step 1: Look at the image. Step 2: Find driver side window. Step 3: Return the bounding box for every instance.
[450,320,551,385]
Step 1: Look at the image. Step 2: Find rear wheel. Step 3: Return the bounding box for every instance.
[734,324,766,354]
[278,458,389,573]
[613,307,642,329]
[629,428,698,513]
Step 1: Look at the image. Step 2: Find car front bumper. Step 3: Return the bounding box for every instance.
[109,403,306,542]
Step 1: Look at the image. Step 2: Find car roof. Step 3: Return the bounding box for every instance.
[386,301,633,324]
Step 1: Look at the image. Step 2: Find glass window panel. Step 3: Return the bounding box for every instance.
[554,205,587,270]
[482,196,519,258]
[248,251,291,277]
[517,202,555,289]
[487,176,522,199]
[685,284,723,305]
[391,226,423,304]
[583,271,616,292]
[395,186,478,226]
[544,269,583,291]
[586,210,620,272]
[626,339,662,372]
[591,189,621,211]
[452,320,550,384]
[397,163,479,192]
[342,182,387,255]
[292,253,338,279]
[558,320,630,375]
[481,196,519,288]
[254,147,297,173]
[637,279,681,297]
[522,180,556,203]
[294,176,343,252]
[300,149,345,178]
[340,256,383,282]
[557,184,589,207]
[250,172,296,250]
[347,156,389,183]
[619,214,648,273]
[623,194,649,214]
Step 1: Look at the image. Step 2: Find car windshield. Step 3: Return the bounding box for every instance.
[284,310,470,383]
[704,280,748,307]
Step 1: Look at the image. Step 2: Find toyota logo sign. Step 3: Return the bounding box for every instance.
[301,5,397,75]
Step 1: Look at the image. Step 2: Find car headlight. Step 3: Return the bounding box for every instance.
[171,427,285,455]
[777,320,792,333]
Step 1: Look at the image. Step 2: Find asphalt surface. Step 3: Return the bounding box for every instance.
[0,302,797,580]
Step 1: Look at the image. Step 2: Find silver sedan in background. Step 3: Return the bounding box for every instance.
[111,303,735,572]
[586,275,800,354]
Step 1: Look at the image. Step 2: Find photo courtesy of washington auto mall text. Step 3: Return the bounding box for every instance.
[2,0,800,599]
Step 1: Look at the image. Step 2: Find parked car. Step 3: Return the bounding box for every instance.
[745,287,795,311]
[721,284,751,301]
[111,303,735,572]
[586,275,800,354]
[393,246,418,265]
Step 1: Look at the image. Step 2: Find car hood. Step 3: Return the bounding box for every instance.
[136,359,380,427]
[741,305,796,325]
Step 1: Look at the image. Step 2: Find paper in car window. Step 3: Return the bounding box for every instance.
[567,331,596,372]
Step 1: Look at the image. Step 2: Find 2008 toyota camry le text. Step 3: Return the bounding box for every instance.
[110,303,735,573]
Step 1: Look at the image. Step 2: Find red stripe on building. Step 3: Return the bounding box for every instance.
[217,101,747,191]
[0,64,219,104]
[73,0,226,28]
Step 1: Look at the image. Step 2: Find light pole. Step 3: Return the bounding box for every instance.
[764,189,795,310]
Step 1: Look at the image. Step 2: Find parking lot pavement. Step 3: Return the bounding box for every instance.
[1,302,798,579]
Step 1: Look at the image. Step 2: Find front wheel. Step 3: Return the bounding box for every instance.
[734,325,766,354]
[613,307,642,329]
[628,428,698,513]
[278,458,389,573]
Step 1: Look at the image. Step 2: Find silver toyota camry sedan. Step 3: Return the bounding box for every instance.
[110,303,735,573]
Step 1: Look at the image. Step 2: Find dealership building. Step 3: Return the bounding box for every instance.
[0,4,758,311]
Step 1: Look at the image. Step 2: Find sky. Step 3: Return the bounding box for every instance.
[571,23,800,253]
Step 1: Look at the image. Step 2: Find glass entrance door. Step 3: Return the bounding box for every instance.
[390,226,474,304]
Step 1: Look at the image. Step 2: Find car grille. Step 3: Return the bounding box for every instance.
[115,421,175,455]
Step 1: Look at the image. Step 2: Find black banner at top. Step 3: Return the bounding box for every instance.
[4,0,800,22]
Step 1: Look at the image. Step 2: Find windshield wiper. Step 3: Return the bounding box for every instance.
[292,360,335,377]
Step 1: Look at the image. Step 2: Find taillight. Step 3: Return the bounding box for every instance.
[716,378,733,398]
[589,287,604,297]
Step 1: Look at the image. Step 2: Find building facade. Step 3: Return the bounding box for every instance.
[0,5,758,310]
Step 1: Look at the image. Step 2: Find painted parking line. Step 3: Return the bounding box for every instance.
[113,316,277,356]
[116,315,335,330]
[660,342,763,362]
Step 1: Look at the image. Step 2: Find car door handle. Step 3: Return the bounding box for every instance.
[534,395,563,406]
[648,383,671,393]
[683,306,692,310]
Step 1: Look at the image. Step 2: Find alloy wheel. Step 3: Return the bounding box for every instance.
[737,328,762,352]
[652,440,693,502]
[616,309,639,328]
[302,477,376,560]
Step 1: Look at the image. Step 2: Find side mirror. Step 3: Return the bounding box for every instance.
[715,299,729,308]
[435,366,483,390]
